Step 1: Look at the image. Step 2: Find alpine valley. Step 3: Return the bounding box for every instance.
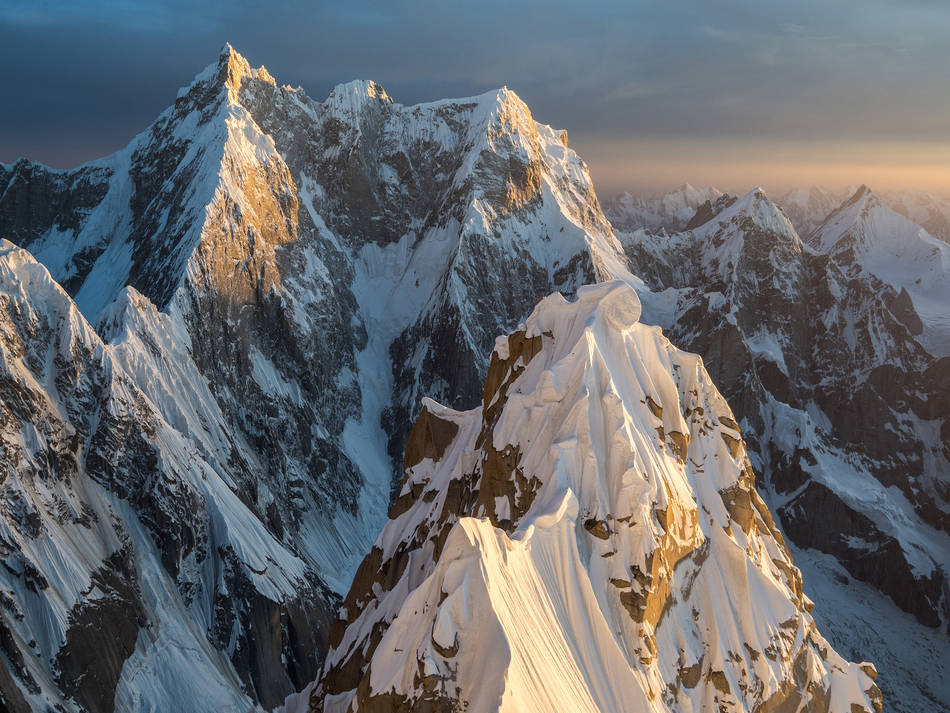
[0,46,944,713]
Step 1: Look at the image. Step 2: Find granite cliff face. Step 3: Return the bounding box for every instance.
[0,46,629,712]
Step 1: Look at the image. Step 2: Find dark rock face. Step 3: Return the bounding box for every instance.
[779,482,944,628]
[618,189,950,632]
[0,160,112,261]
[54,547,145,713]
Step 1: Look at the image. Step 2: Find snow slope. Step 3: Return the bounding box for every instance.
[883,189,950,244]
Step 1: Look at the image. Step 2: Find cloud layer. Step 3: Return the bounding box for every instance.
[2,0,948,195]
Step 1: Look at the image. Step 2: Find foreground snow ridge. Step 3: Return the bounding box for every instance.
[309,281,881,713]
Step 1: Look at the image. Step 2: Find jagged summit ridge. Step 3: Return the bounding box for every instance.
[604,184,723,233]
[183,42,278,99]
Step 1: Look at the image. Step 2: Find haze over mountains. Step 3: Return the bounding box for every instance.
[606,184,950,245]
[0,46,946,713]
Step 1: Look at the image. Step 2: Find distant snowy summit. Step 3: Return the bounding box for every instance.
[604,183,723,233]
[608,182,950,245]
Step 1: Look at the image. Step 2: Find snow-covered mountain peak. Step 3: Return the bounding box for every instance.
[812,184,926,254]
[809,184,950,355]
[674,182,720,203]
[0,239,87,327]
[220,43,276,90]
[323,79,394,117]
[520,279,644,352]
[180,43,276,103]
[694,187,798,247]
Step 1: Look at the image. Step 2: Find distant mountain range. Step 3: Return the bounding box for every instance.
[606,183,950,245]
[0,46,945,713]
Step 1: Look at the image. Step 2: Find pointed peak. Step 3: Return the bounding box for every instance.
[217,43,275,91]
[694,186,797,239]
[833,184,878,215]
[472,85,530,115]
[724,187,773,214]
[179,44,275,100]
[494,85,517,103]
[809,184,920,253]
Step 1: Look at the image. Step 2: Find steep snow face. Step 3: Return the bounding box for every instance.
[309,281,880,713]
[0,46,631,712]
[604,184,723,233]
[615,189,950,711]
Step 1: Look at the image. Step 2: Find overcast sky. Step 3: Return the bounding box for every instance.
[2,0,948,196]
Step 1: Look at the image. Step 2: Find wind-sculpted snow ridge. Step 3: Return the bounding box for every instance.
[614,187,950,712]
[307,280,881,713]
[0,45,631,711]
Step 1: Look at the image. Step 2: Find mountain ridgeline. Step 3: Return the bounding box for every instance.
[0,45,945,713]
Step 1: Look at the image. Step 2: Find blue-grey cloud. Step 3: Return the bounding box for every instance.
[1,0,948,193]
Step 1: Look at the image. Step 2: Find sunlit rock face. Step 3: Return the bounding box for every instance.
[0,45,630,712]
[308,281,881,713]
[615,186,950,711]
